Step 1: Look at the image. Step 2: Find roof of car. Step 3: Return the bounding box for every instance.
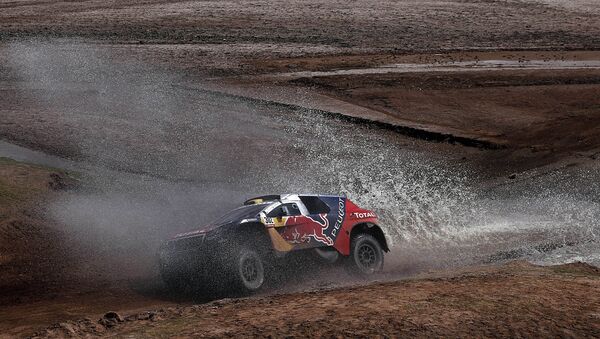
[243,194,343,205]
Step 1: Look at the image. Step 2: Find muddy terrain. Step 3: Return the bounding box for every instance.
[31,262,600,338]
[1,0,599,337]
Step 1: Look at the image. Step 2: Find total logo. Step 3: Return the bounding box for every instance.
[351,211,376,219]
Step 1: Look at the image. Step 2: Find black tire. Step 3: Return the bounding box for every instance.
[230,247,265,294]
[160,269,189,292]
[345,233,384,277]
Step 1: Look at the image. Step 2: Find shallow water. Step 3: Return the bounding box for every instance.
[275,59,600,79]
[0,140,76,170]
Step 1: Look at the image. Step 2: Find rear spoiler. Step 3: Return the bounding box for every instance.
[244,195,280,205]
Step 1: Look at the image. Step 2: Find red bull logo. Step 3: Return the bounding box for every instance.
[281,214,334,246]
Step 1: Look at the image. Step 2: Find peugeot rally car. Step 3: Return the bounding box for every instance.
[158,194,389,294]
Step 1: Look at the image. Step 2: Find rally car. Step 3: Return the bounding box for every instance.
[158,194,389,294]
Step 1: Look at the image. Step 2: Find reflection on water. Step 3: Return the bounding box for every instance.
[273,59,600,79]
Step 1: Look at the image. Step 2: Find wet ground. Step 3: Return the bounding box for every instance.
[2,42,598,269]
[1,0,600,337]
[269,60,600,78]
[1,45,599,336]
[30,262,600,338]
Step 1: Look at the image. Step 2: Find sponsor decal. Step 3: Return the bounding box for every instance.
[283,214,334,246]
[330,197,345,238]
[351,211,376,219]
[261,215,288,228]
[267,197,348,248]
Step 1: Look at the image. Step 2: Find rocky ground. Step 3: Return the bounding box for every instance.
[31,262,600,338]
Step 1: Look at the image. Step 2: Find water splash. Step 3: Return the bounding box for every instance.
[4,40,599,277]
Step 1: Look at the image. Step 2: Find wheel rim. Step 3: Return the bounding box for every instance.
[241,257,259,282]
[357,243,378,271]
[239,253,264,289]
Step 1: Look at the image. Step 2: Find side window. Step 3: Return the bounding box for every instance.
[266,203,302,217]
[300,196,331,214]
[281,203,302,216]
[266,206,283,218]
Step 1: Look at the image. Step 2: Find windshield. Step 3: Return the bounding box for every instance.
[209,204,267,226]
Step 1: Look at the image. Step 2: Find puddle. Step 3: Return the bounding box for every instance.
[275,59,600,78]
[0,140,76,170]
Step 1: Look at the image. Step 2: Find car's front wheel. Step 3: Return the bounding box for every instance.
[159,264,192,293]
[346,233,384,276]
[232,247,265,293]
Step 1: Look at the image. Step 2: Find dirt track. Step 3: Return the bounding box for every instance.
[31,262,600,338]
[1,0,600,337]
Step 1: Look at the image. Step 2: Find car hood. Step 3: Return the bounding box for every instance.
[171,204,266,239]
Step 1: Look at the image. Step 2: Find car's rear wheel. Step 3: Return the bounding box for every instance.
[232,247,265,293]
[346,233,384,276]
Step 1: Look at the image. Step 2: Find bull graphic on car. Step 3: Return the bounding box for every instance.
[277,214,333,246]
[158,194,389,294]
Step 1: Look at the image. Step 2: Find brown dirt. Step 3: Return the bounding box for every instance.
[196,49,600,172]
[250,50,600,74]
[1,1,599,171]
[0,159,179,338]
[1,0,600,76]
[1,0,600,337]
[281,60,600,171]
[0,158,71,302]
[30,262,600,338]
